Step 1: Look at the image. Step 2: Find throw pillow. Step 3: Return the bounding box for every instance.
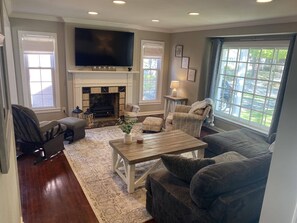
[211,151,247,163]
[161,154,215,183]
[268,141,275,153]
[189,102,205,115]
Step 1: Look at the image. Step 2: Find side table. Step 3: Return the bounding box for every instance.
[163,95,188,119]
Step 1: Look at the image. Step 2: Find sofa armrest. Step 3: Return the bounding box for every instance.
[209,180,266,223]
[173,112,206,121]
[190,153,272,209]
[175,105,191,113]
[39,121,60,132]
[39,121,65,141]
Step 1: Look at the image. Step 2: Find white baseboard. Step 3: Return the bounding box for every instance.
[138,110,164,116]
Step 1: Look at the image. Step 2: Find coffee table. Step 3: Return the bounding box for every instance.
[109,130,208,193]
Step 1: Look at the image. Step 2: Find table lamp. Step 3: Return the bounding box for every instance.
[170,80,179,97]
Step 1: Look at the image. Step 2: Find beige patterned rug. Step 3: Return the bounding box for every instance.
[63,124,153,223]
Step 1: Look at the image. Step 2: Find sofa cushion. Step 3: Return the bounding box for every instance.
[203,128,270,158]
[161,154,215,183]
[190,153,272,209]
[145,169,215,223]
[211,151,247,163]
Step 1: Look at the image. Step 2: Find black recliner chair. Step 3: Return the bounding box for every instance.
[12,104,66,163]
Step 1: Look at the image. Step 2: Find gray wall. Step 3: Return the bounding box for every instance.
[10,18,67,121]
[169,22,297,130]
[64,23,171,113]
[0,2,22,223]
[9,19,171,118]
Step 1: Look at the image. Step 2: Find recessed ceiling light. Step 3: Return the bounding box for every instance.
[256,0,272,2]
[113,0,126,4]
[188,12,199,16]
[88,11,98,15]
[152,19,159,22]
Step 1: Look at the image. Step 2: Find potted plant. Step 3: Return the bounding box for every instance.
[117,118,136,144]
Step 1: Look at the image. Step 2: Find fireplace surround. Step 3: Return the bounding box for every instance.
[68,70,139,120]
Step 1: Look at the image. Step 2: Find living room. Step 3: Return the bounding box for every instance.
[1,0,297,222]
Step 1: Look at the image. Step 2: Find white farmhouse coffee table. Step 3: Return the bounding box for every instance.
[109,130,207,193]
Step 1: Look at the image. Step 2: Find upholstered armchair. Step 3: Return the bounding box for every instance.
[12,104,66,163]
[165,104,212,138]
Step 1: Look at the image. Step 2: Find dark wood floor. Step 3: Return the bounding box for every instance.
[18,127,213,223]
[18,152,99,223]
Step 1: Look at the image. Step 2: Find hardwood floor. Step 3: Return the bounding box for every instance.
[17,128,213,223]
[18,152,98,223]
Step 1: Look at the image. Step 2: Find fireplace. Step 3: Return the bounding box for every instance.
[82,86,125,120]
[68,70,138,119]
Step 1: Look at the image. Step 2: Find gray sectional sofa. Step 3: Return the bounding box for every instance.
[146,128,273,223]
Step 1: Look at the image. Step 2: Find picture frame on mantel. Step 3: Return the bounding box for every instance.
[187,69,196,82]
[175,45,183,57]
[181,57,189,69]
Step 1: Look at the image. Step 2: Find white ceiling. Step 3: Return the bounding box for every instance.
[9,0,297,33]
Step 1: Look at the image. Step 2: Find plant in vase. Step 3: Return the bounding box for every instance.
[116,117,136,144]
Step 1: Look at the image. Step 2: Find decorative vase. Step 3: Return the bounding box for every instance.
[124,133,132,144]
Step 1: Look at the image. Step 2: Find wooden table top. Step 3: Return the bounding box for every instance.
[109,130,208,164]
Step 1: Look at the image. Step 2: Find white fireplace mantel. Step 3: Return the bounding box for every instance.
[68,69,139,111]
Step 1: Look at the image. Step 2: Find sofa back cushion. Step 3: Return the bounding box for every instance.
[203,128,270,158]
[190,153,272,209]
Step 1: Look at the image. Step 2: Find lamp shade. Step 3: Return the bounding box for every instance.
[170,81,180,89]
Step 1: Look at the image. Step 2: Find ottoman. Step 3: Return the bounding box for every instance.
[58,117,86,143]
[142,117,163,132]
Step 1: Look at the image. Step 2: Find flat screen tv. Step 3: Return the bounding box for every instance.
[75,28,134,67]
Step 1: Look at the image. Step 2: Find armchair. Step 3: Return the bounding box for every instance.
[12,104,66,163]
[165,104,211,138]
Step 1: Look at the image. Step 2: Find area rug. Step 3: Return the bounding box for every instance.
[63,124,153,223]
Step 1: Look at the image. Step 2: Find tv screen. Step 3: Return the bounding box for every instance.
[75,28,134,66]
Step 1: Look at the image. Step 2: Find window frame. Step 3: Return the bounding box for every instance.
[211,40,290,134]
[139,40,165,105]
[18,31,60,113]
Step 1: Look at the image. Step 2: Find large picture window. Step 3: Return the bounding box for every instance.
[140,40,164,104]
[18,31,60,111]
[212,40,290,133]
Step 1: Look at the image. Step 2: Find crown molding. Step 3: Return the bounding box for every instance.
[8,12,172,33]
[8,12,297,34]
[62,17,172,33]
[172,15,297,33]
[9,12,63,22]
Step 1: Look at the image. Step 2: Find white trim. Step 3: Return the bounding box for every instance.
[68,69,140,74]
[34,107,62,114]
[8,12,297,34]
[17,31,61,110]
[138,110,164,116]
[139,101,162,105]
[9,12,63,22]
[215,115,268,135]
[62,17,171,33]
[172,15,297,33]
[139,40,165,105]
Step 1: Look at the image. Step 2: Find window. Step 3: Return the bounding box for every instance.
[140,40,164,104]
[212,40,290,133]
[18,31,60,111]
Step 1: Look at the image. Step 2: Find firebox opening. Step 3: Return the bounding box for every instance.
[90,93,119,118]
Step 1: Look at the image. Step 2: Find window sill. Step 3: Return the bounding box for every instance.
[33,107,62,114]
[214,115,268,136]
[139,101,161,105]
